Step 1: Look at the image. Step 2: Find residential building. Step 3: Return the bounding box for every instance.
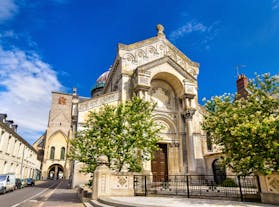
[0,113,41,179]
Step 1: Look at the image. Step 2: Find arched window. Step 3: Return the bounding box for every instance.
[60,147,65,160]
[50,146,55,160]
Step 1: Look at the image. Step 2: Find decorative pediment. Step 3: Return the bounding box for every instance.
[119,38,199,79]
[141,56,196,83]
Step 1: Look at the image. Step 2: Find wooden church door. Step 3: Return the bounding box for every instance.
[151,144,168,182]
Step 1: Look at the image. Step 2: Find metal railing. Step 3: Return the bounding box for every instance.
[134,175,261,202]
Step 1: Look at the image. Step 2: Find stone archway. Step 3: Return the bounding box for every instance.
[149,76,181,178]
[48,164,64,180]
[212,159,226,184]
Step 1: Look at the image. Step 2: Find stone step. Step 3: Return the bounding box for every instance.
[84,202,94,207]
[89,199,115,207]
[97,197,144,207]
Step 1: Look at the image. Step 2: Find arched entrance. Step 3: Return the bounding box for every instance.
[212,159,226,184]
[148,74,182,180]
[48,164,64,180]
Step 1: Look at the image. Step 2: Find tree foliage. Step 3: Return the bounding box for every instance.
[68,96,161,174]
[202,73,279,175]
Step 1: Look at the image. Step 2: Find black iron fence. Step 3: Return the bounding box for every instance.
[134,175,261,202]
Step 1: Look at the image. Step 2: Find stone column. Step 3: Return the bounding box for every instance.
[137,89,149,101]
[121,74,131,101]
[92,155,112,200]
[138,90,144,99]
[180,96,196,174]
[54,165,59,180]
[259,173,279,205]
[183,108,196,174]
[142,159,152,175]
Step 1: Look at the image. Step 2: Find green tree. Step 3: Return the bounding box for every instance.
[202,73,279,175]
[68,96,161,174]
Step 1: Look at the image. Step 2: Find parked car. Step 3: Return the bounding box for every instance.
[21,178,27,188]
[15,178,22,189]
[0,174,16,194]
[26,178,35,186]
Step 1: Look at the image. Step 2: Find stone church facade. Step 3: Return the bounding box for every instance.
[34,25,222,187]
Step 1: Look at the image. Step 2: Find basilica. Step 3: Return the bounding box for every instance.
[33,25,221,187]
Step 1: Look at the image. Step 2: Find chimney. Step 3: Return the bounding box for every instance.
[0,113,7,123]
[237,74,248,98]
[12,124,18,132]
[5,120,14,128]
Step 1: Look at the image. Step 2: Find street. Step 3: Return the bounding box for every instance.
[0,180,84,207]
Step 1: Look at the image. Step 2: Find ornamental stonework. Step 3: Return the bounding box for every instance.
[266,174,279,193]
[120,40,199,78]
[78,91,120,112]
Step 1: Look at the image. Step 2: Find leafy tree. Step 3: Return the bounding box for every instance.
[202,73,279,175]
[68,96,161,174]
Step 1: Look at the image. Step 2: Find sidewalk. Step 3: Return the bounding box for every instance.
[40,180,84,207]
[90,196,277,207]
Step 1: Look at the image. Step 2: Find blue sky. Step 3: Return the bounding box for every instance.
[0,0,278,144]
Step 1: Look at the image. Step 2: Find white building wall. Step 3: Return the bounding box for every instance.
[0,115,41,179]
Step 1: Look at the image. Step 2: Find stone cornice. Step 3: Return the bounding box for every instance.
[118,36,159,51]
[78,91,120,112]
[52,91,73,96]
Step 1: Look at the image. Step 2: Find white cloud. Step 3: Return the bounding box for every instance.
[169,20,220,50]
[272,0,279,10]
[0,0,18,23]
[0,46,63,144]
[169,20,207,41]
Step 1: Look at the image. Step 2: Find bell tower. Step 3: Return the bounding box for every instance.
[41,90,75,180]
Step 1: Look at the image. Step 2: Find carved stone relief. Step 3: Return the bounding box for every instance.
[121,40,199,78]
[151,87,171,109]
[149,80,176,111]
[266,174,279,193]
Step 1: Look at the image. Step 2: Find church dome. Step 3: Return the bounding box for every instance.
[91,70,110,97]
[96,70,110,84]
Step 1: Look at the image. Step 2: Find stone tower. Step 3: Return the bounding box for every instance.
[41,91,74,180]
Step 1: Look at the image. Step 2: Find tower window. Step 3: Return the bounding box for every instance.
[50,146,55,160]
[60,147,65,160]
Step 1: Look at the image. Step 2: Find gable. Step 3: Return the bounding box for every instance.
[118,38,199,79]
[138,56,196,83]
